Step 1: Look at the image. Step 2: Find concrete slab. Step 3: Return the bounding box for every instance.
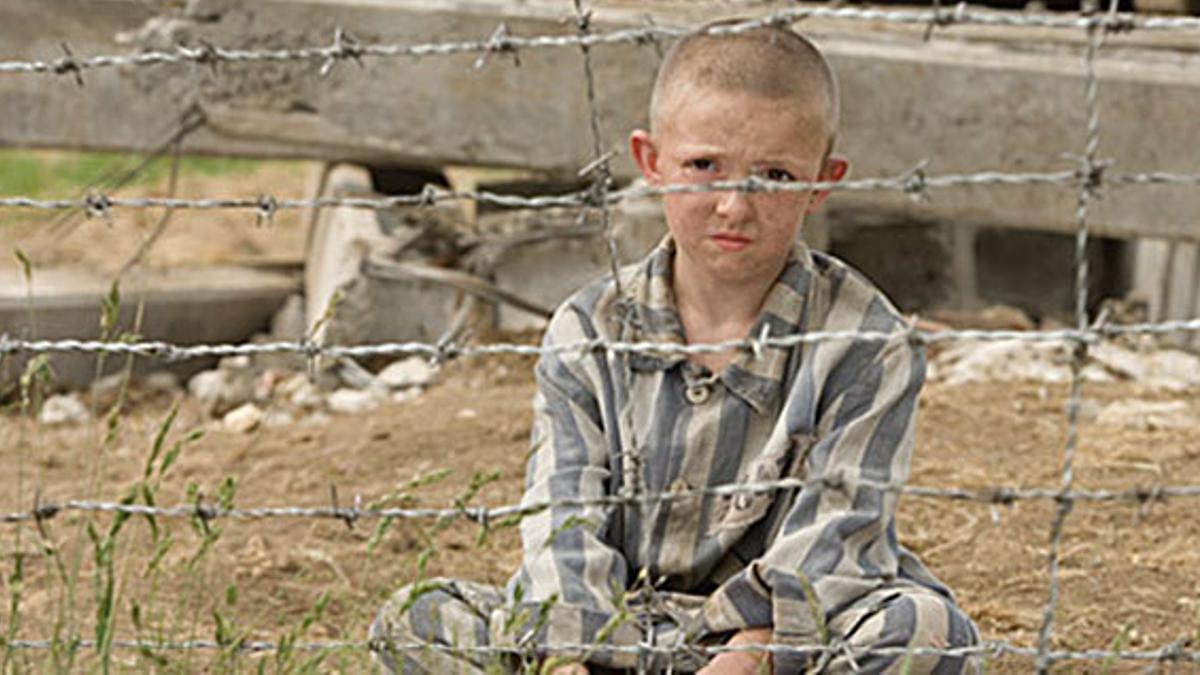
[487,197,666,331]
[304,164,462,354]
[1131,240,1200,348]
[0,265,299,389]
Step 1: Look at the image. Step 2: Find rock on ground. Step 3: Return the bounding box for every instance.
[377,357,437,389]
[278,373,324,409]
[188,369,255,415]
[39,394,90,426]
[1096,399,1198,431]
[930,339,1200,390]
[223,403,264,433]
[1089,343,1200,391]
[327,388,381,414]
[929,340,1111,386]
[143,371,182,394]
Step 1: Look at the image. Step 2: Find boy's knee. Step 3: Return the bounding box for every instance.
[845,589,978,674]
[370,579,457,672]
[905,591,977,649]
[372,579,457,644]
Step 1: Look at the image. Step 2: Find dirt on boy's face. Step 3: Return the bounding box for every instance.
[632,86,844,291]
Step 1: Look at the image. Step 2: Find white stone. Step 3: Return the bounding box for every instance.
[263,410,296,428]
[89,373,125,401]
[277,372,310,397]
[327,388,381,414]
[143,371,181,394]
[39,394,90,426]
[223,403,264,433]
[1089,342,1148,380]
[377,357,437,389]
[1148,350,1200,390]
[932,340,1074,386]
[303,411,332,427]
[286,378,325,409]
[391,387,423,404]
[1096,399,1197,431]
[254,370,284,401]
[188,369,225,400]
[188,368,254,415]
[456,408,477,420]
[1087,343,1200,392]
[1080,364,1117,384]
[219,355,253,372]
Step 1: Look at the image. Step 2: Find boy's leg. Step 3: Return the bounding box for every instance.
[819,584,980,674]
[369,578,507,675]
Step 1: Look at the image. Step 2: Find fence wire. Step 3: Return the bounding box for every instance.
[3,1,1200,670]
[1035,2,1108,667]
[4,319,1200,362]
[4,169,1200,216]
[1,6,1200,78]
[3,637,1199,666]
[2,479,1200,527]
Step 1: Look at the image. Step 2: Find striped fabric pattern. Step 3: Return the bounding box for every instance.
[499,236,976,670]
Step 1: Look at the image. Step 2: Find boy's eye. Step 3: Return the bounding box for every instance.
[687,158,715,172]
[764,168,795,182]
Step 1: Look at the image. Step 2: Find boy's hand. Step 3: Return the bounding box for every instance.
[546,662,589,675]
[698,627,772,675]
[698,653,764,675]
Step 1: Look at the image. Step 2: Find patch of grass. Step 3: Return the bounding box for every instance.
[0,149,260,199]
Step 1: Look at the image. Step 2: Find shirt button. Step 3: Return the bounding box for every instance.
[684,384,711,405]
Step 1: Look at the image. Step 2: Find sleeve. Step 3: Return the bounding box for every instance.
[702,332,926,670]
[500,305,642,667]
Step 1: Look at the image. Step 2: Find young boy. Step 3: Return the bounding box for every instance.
[372,21,979,674]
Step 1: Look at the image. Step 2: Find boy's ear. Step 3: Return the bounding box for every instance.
[806,155,849,214]
[629,129,662,184]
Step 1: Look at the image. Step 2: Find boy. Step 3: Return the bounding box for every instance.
[372,20,979,674]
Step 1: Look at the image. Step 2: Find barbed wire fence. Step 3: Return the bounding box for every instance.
[2,2,1200,672]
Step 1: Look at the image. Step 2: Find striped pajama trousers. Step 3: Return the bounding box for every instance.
[369,579,980,674]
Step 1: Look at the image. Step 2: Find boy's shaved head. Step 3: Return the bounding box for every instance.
[650,20,840,152]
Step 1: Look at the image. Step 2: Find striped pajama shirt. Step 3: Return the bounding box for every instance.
[372,237,979,673]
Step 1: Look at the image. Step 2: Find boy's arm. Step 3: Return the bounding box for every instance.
[704,334,925,670]
[507,306,640,667]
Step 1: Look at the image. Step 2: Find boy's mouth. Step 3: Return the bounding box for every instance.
[710,232,752,252]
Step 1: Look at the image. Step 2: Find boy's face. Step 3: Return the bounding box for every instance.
[630,86,847,290]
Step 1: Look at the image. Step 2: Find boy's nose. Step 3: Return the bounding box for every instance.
[714,187,753,223]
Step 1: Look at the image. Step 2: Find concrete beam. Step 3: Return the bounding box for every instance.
[0,266,299,388]
[2,1,1199,241]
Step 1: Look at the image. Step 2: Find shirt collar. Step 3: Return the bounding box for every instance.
[624,236,812,414]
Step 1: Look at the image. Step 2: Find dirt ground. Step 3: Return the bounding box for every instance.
[1,351,1198,673]
[2,159,1198,672]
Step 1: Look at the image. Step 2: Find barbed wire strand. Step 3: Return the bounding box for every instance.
[6,169,1200,215]
[570,5,655,671]
[2,7,1200,78]
[4,478,1199,527]
[3,318,1200,363]
[2,636,1198,665]
[1036,2,1110,668]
